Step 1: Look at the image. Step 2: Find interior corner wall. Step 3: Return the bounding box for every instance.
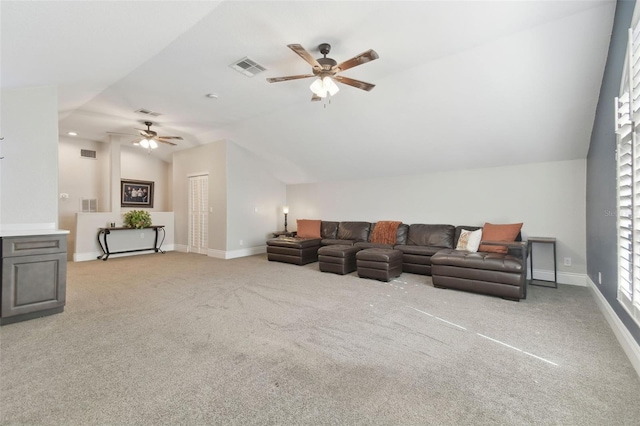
[120,145,171,211]
[1,86,59,227]
[287,159,587,277]
[226,141,286,252]
[172,141,227,252]
[586,0,639,345]
[58,136,110,259]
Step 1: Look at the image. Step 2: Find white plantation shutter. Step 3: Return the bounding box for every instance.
[188,175,208,254]
[617,19,640,325]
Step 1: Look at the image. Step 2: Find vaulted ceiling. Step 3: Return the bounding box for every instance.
[1,1,616,184]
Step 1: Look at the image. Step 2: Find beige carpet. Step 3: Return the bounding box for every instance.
[1,252,639,425]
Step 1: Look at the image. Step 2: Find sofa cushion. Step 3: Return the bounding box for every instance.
[478,223,523,254]
[322,239,356,246]
[337,221,371,242]
[456,228,482,252]
[407,224,455,248]
[297,219,321,238]
[369,221,402,244]
[396,224,409,245]
[431,248,523,273]
[321,221,339,239]
[394,244,443,256]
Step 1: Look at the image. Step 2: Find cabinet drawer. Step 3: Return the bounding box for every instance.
[2,235,67,257]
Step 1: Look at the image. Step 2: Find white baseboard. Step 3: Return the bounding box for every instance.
[208,245,266,260]
[528,269,587,286]
[73,245,174,262]
[587,276,640,378]
[174,244,189,253]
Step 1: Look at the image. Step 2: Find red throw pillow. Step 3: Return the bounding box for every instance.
[296,219,321,238]
[478,222,522,254]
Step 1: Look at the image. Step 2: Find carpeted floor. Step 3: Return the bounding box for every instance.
[1,252,639,425]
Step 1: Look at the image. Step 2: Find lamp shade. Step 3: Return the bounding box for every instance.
[323,76,340,96]
[283,206,289,214]
[140,139,150,148]
[149,139,158,149]
[309,78,327,97]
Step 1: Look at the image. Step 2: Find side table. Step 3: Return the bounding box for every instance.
[527,237,557,288]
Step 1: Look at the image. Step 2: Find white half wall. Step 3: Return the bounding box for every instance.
[1,86,59,228]
[287,159,587,278]
[74,212,174,261]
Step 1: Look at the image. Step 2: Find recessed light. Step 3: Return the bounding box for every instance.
[67,131,78,136]
[206,93,219,99]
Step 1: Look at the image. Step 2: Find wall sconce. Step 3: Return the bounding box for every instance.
[283,206,289,231]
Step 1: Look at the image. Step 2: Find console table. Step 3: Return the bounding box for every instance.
[97,226,165,261]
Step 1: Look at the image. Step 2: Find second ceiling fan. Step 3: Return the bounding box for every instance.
[267,43,379,101]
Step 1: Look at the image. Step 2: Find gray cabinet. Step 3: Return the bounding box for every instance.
[1,234,67,325]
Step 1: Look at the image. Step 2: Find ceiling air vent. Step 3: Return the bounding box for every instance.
[134,108,162,117]
[230,57,267,77]
[80,149,97,159]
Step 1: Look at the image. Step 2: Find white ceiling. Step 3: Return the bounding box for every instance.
[1,0,616,184]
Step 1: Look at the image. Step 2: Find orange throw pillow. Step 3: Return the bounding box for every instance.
[370,221,402,244]
[478,222,522,254]
[296,219,321,238]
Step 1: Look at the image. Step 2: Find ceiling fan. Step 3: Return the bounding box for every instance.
[107,121,182,150]
[267,43,379,101]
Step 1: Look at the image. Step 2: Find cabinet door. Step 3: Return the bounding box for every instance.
[1,253,67,318]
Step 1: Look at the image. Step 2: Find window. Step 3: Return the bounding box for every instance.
[616,14,640,325]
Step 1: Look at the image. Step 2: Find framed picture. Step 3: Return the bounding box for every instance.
[121,179,154,208]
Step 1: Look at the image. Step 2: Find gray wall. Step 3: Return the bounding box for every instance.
[586,0,639,344]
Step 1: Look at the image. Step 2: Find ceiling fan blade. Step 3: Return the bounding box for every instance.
[332,49,379,72]
[287,44,322,70]
[267,74,315,83]
[333,75,376,92]
[157,136,183,140]
[157,139,177,146]
[311,94,322,102]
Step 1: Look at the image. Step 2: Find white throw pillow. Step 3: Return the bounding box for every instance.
[456,229,482,253]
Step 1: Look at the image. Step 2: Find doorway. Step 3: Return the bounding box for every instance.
[188,174,208,254]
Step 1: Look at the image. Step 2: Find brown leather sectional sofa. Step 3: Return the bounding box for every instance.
[266,220,527,301]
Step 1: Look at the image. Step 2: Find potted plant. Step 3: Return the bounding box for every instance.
[123,210,152,229]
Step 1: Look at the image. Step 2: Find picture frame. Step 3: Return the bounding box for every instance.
[121,179,154,208]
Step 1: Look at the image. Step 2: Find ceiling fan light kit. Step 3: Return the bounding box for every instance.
[267,42,378,101]
[309,76,339,98]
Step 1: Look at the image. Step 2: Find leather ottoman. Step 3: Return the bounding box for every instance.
[318,244,361,275]
[267,237,321,265]
[356,248,403,282]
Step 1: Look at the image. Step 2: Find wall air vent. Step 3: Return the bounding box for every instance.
[80,198,98,213]
[230,57,267,77]
[80,149,97,159]
[134,108,162,117]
